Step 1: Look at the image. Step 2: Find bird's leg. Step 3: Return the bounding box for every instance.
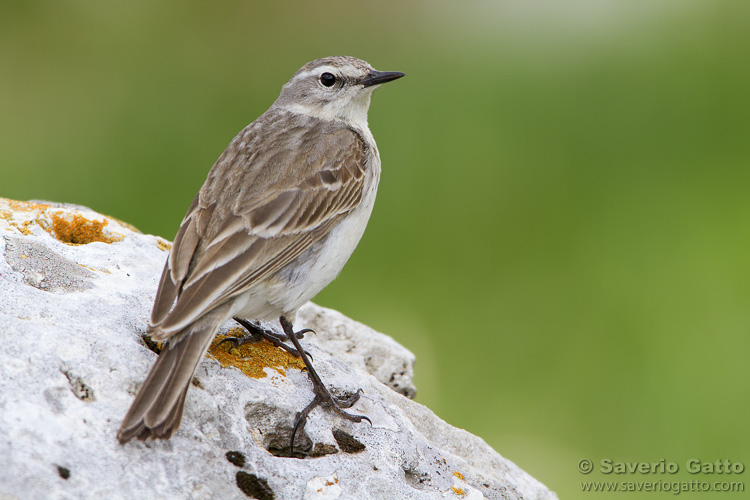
[212,317,313,359]
[279,316,371,457]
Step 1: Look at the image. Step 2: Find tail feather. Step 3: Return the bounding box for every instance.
[117,308,227,444]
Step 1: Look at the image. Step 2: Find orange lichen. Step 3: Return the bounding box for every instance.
[451,487,466,496]
[46,211,124,245]
[208,327,305,378]
[1,198,133,243]
[452,471,465,481]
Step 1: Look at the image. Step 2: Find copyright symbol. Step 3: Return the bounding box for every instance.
[578,459,593,474]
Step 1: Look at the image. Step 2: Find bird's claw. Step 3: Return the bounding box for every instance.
[290,388,370,457]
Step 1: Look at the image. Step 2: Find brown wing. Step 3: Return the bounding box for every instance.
[149,109,368,339]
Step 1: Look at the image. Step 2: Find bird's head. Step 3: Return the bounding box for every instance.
[275,56,404,127]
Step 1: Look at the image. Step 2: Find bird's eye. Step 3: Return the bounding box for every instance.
[320,72,336,87]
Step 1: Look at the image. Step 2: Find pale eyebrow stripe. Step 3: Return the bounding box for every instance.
[291,66,339,82]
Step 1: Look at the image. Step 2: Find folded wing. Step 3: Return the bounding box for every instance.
[149,114,368,340]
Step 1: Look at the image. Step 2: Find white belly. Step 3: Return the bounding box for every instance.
[231,163,380,321]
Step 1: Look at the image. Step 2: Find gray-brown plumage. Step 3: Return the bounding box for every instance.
[118,56,404,444]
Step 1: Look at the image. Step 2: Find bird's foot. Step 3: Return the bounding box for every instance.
[290,388,371,456]
[278,316,371,457]
[212,317,314,359]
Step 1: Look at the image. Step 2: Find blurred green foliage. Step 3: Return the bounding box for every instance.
[2,1,749,498]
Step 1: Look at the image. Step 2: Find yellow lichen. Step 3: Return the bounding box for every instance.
[45,211,124,245]
[156,238,172,252]
[2,199,51,212]
[451,487,466,496]
[208,327,305,378]
[0,208,34,235]
[452,471,465,481]
[17,220,33,235]
[9,221,33,235]
[78,264,111,274]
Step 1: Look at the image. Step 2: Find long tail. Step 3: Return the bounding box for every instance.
[117,309,226,444]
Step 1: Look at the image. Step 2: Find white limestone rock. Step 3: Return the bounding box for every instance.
[0,198,557,500]
[296,303,417,399]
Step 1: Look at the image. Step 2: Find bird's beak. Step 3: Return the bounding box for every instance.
[361,70,405,88]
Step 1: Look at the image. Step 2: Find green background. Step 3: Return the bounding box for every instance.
[2,1,749,498]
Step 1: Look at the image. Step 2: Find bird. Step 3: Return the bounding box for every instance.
[117,56,405,445]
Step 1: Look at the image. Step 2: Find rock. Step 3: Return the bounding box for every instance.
[295,303,417,399]
[0,198,557,500]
